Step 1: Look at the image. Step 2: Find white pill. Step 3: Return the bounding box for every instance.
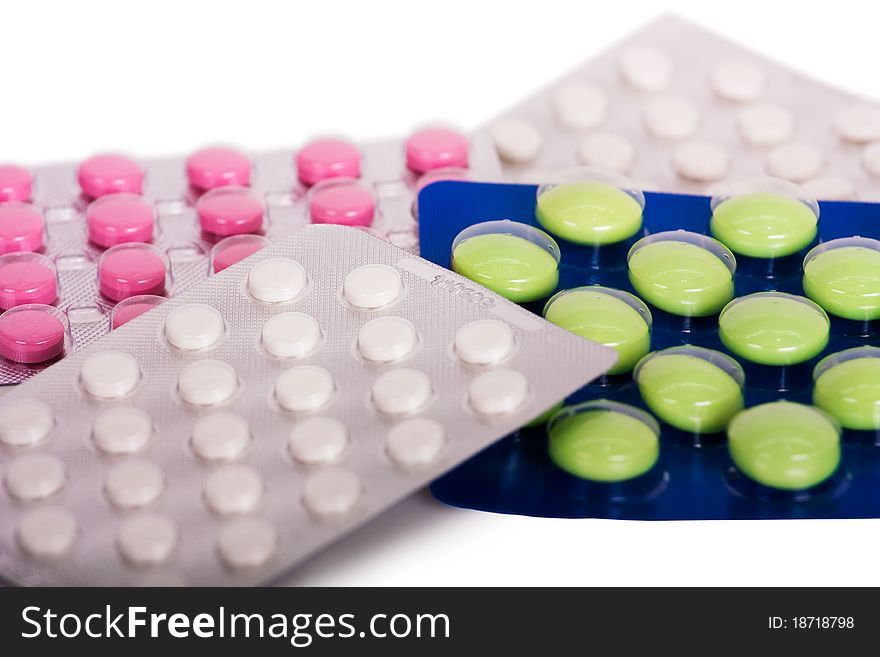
[737,104,794,146]
[863,141,880,177]
[302,468,362,517]
[551,83,608,130]
[17,506,77,559]
[643,96,699,140]
[80,351,140,399]
[489,118,543,163]
[766,143,824,182]
[247,258,308,304]
[288,417,349,465]
[0,399,53,447]
[93,406,152,455]
[577,132,635,173]
[833,106,880,143]
[802,176,856,201]
[117,513,177,566]
[358,316,418,362]
[164,303,225,351]
[275,366,335,412]
[673,140,729,182]
[217,516,277,569]
[710,60,765,102]
[372,368,433,416]
[105,459,164,509]
[191,412,251,461]
[454,319,515,365]
[386,418,446,468]
[619,45,673,92]
[5,452,65,501]
[261,312,321,359]
[204,464,263,515]
[178,359,238,407]
[343,264,402,309]
[468,368,530,416]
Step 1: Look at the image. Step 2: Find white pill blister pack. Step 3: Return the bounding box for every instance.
[0,225,614,586]
[486,14,880,200]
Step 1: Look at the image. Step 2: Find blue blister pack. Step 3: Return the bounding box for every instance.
[418,180,880,520]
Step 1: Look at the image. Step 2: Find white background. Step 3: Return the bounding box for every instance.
[3,0,880,586]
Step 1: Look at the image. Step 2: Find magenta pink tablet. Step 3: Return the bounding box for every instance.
[197,186,264,236]
[295,139,361,186]
[0,164,32,202]
[308,179,375,227]
[0,203,44,254]
[0,254,58,310]
[405,128,469,174]
[0,305,66,363]
[99,244,166,301]
[186,147,251,191]
[78,154,144,198]
[87,194,154,248]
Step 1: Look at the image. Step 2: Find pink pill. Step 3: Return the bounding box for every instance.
[0,305,66,364]
[0,254,58,310]
[0,203,45,253]
[405,128,469,174]
[99,244,166,301]
[111,294,165,329]
[87,194,154,248]
[78,154,144,198]
[0,165,32,202]
[197,186,264,236]
[308,179,375,227]
[210,234,268,273]
[186,147,251,191]
[295,139,361,186]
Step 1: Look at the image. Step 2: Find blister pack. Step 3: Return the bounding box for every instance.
[0,131,500,384]
[0,224,614,586]
[484,15,880,201]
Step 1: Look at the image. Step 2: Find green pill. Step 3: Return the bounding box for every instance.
[543,286,651,375]
[451,221,560,303]
[813,347,880,430]
[727,401,841,490]
[719,292,830,366]
[802,237,880,321]
[548,400,660,483]
[634,347,744,434]
[627,231,736,317]
[535,180,644,245]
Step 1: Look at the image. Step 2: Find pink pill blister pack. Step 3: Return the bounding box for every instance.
[0,131,500,384]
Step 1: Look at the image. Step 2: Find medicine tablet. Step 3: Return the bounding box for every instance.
[357,316,418,362]
[619,45,673,92]
[643,96,699,139]
[0,254,58,310]
[164,303,225,351]
[80,351,141,399]
[78,154,144,198]
[0,203,44,254]
[197,186,264,236]
[185,147,251,190]
[454,319,515,366]
[98,244,166,301]
[0,164,32,202]
[862,141,880,178]
[535,181,644,246]
[802,238,880,321]
[489,118,543,163]
[178,359,238,407]
[17,506,76,559]
[117,514,177,566]
[833,106,880,144]
[0,306,66,364]
[0,399,53,447]
[111,294,165,329]
[405,128,469,174]
[295,139,362,186]
[342,264,402,309]
[813,349,880,431]
[577,132,635,173]
[737,104,794,146]
[203,464,263,515]
[275,365,335,412]
[551,83,607,131]
[93,406,152,455]
[191,412,250,461]
[308,179,375,227]
[766,143,823,182]
[801,177,855,201]
[386,418,445,468]
[288,417,349,465]
[468,368,529,416]
[247,258,308,304]
[302,468,362,517]
[5,451,65,501]
[105,459,164,509]
[261,312,321,359]
[672,141,729,182]
[211,234,268,273]
[710,60,765,102]
[372,368,433,415]
[217,516,277,569]
[86,194,154,248]
[710,192,818,258]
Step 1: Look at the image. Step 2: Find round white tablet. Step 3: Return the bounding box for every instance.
[0,399,53,447]
[710,60,766,102]
[577,132,635,173]
[643,96,699,139]
[17,506,77,559]
[247,258,308,304]
[737,104,794,146]
[288,417,349,465]
[766,143,823,182]
[5,452,65,501]
[275,366,335,412]
[177,359,238,407]
[468,368,530,416]
[93,406,152,455]
[802,176,856,201]
[489,118,543,163]
[386,418,446,468]
[357,316,418,362]
[302,468,362,517]
[672,140,729,182]
[117,513,177,566]
[204,464,263,515]
[343,264,402,309]
[80,351,140,399]
[551,83,608,130]
[862,141,880,177]
[454,319,515,365]
[191,412,251,461]
[371,368,433,415]
[619,45,673,92]
[164,303,225,351]
[105,459,164,509]
[261,312,322,359]
[833,106,880,143]
[217,516,277,569]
